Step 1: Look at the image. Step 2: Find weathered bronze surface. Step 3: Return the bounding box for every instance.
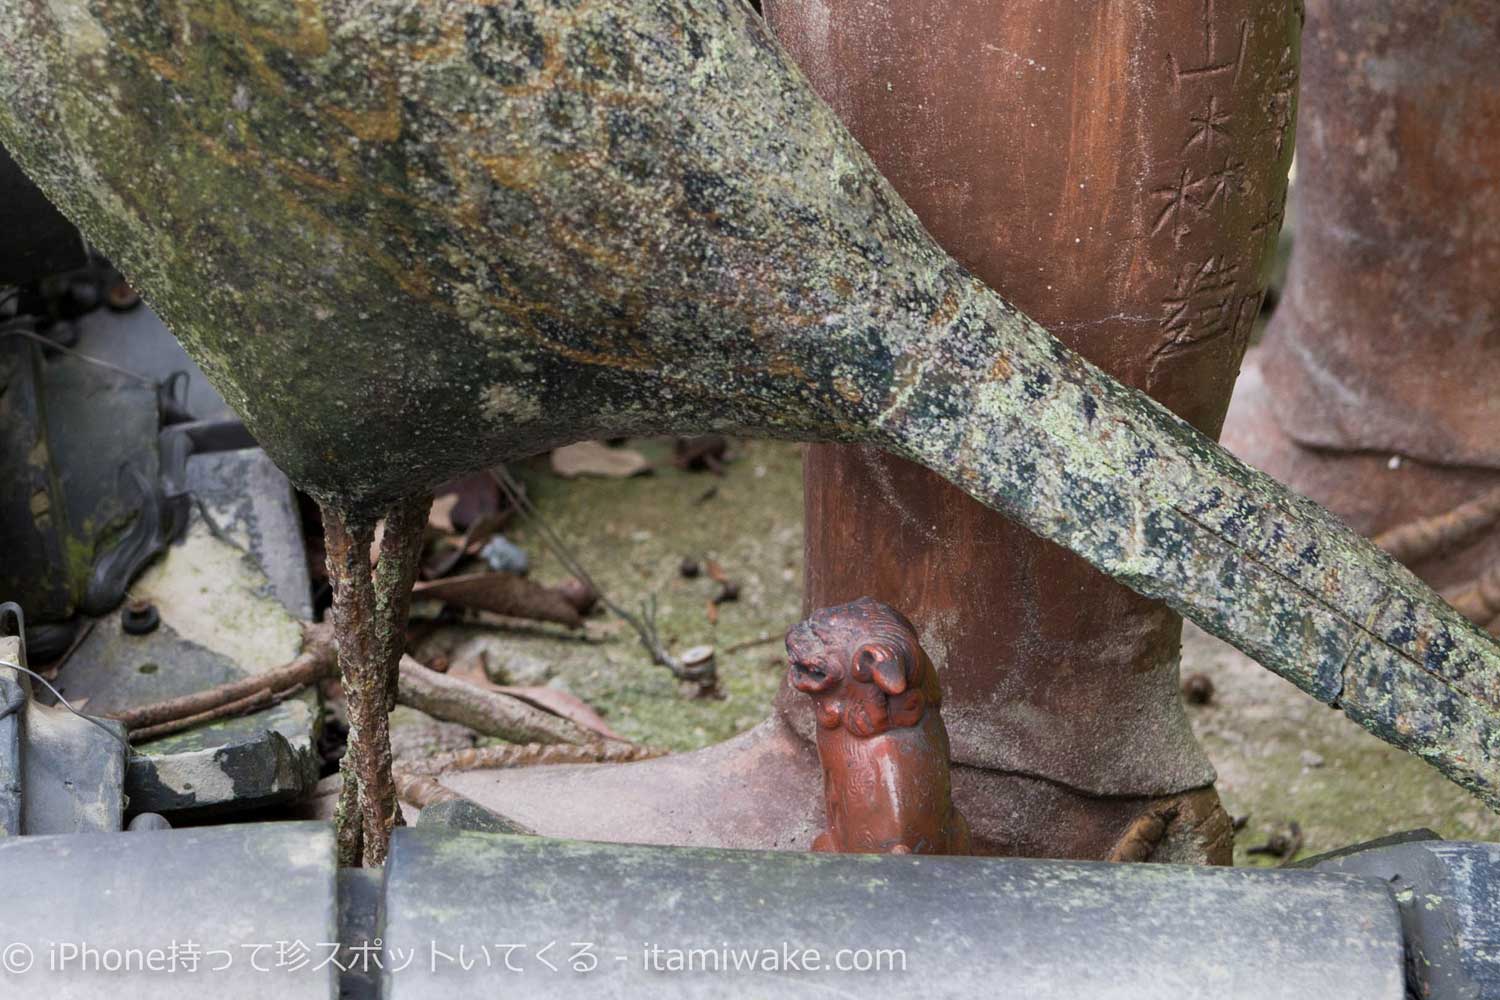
[772,0,1300,861]
[1224,0,1500,598]
[1252,0,1500,470]
[2,0,1500,819]
[787,598,970,855]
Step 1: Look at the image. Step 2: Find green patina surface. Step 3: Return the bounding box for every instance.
[1,0,1497,811]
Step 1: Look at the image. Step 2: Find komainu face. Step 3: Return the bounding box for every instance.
[786,597,935,738]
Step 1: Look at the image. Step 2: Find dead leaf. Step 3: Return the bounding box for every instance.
[673,435,730,474]
[412,572,582,628]
[551,441,651,479]
[421,512,505,580]
[428,494,460,533]
[433,471,503,531]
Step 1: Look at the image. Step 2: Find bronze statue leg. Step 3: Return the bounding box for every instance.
[1224,0,1500,609]
[776,0,1300,862]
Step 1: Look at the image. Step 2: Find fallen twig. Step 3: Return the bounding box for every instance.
[396,654,596,745]
[1246,821,1304,866]
[106,621,605,750]
[401,740,667,777]
[1374,484,1500,566]
[105,622,338,731]
[393,767,463,809]
[128,687,277,743]
[720,632,780,656]
[37,618,96,681]
[491,468,716,690]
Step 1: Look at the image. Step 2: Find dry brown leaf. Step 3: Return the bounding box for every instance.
[427,493,461,533]
[550,441,651,479]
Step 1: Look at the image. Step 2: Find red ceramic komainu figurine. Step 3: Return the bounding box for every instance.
[787,597,970,855]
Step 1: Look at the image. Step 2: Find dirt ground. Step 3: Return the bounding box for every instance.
[473,438,1500,865]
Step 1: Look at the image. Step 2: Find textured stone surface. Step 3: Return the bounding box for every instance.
[381,827,1404,999]
[0,822,338,998]
[1,0,1498,809]
[59,488,320,817]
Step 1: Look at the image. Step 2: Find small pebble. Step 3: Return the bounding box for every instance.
[1299,750,1325,769]
[480,535,529,575]
[1181,672,1215,705]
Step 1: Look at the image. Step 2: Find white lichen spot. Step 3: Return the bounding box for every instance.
[130,517,303,672]
[151,749,239,803]
[482,383,541,424]
[45,0,108,58]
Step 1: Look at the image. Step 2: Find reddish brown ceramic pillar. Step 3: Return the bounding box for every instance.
[769,0,1301,860]
[1225,0,1500,596]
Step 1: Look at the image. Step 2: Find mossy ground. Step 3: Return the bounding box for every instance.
[500,438,804,751]
[1182,624,1500,865]
[497,437,1500,861]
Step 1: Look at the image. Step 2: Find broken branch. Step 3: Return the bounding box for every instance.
[491,468,715,690]
[127,687,277,744]
[104,623,338,731]
[395,654,597,745]
[400,740,667,778]
[1374,484,1500,565]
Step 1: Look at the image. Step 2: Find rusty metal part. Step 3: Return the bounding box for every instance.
[787,598,970,855]
[1254,0,1500,469]
[119,598,159,636]
[773,0,1298,855]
